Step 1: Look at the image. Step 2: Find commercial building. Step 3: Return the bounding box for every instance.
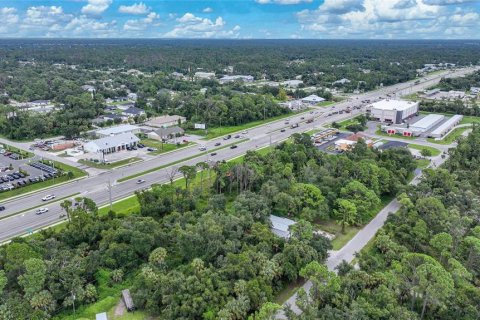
[219,75,254,84]
[334,139,357,151]
[145,115,186,128]
[194,72,215,80]
[301,94,326,105]
[409,114,445,134]
[269,215,296,239]
[147,126,185,141]
[83,133,140,154]
[96,124,141,138]
[368,99,419,124]
[429,115,463,138]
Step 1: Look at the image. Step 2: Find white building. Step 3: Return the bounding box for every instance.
[448,90,465,99]
[84,133,140,154]
[429,115,463,138]
[219,75,254,84]
[279,100,306,111]
[194,72,216,80]
[409,114,445,134]
[145,115,186,128]
[269,215,296,239]
[333,78,351,85]
[281,80,303,88]
[301,94,326,105]
[368,99,419,124]
[96,124,141,138]
[470,87,480,95]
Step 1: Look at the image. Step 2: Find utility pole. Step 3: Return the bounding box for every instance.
[72,292,76,319]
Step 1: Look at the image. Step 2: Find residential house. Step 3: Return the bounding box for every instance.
[122,107,146,118]
[269,215,296,239]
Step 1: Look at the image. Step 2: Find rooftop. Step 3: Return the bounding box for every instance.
[410,114,444,130]
[96,124,139,136]
[269,215,296,239]
[370,99,417,111]
[87,132,140,149]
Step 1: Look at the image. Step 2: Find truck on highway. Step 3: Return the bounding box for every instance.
[291,123,299,129]
[306,118,314,124]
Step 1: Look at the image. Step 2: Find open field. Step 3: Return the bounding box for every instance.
[408,144,441,156]
[317,101,335,107]
[185,111,308,140]
[141,139,195,155]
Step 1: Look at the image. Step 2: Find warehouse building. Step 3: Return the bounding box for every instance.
[368,99,419,124]
[409,114,445,134]
[96,124,141,138]
[83,133,140,154]
[429,115,463,138]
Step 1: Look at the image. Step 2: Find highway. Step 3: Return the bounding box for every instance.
[0,66,476,243]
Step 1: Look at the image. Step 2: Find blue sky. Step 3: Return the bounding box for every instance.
[0,0,479,38]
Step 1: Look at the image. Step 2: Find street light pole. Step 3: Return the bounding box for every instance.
[107,179,112,211]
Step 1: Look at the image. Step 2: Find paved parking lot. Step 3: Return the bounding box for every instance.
[0,154,58,192]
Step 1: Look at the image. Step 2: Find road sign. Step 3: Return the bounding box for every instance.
[194,123,206,129]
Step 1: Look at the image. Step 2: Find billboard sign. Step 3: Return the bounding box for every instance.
[194,123,206,129]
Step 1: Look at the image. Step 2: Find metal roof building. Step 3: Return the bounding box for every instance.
[368,99,419,124]
[429,115,463,138]
[84,132,140,154]
[269,215,296,239]
[96,124,141,137]
[301,94,326,105]
[409,114,445,133]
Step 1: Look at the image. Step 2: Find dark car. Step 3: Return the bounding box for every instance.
[0,205,5,211]
[280,129,286,132]
[137,143,145,148]
[230,145,238,149]
[210,152,217,156]
[214,142,221,146]
[234,135,240,139]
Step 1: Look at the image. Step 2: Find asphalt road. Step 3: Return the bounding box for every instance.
[0,66,476,243]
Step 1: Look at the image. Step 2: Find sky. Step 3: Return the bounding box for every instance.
[0,0,479,39]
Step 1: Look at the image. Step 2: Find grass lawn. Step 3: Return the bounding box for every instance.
[408,144,441,156]
[336,116,361,130]
[141,139,195,155]
[98,195,140,216]
[79,157,142,169]
[0,143,34,158]
[427,126,471,145]
[186,111,308,140]
[416,159,430,169]
[316,101,335,107]
[0,161,86,202]
[402,93,419,101]
[319,195,394,250]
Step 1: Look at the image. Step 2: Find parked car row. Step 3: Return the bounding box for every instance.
[0,173,57,192]
[1,172,25,182]
[29,162,58,175]
[0,149,22,160]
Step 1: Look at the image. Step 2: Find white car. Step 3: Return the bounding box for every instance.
[136,179,146,184]
[35,208,49,215]
[242,130,248,134]
[42,194,55,201]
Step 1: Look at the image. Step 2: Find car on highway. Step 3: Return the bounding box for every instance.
[234,135,240,139]
[230,145,238,149]
[242,130,248,134]
[0,205,5,211]
[280,129,286,132]
[199,145,207,151]
[136,179,146,184]
[223,135,232,140]
[35,208,49,215]
[210,152,217,156]
[42,194,55,201]
[214,142,221,146]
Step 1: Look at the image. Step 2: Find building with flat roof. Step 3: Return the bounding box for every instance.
[301,94,326,105]
[84,133,140,154]
[409,114,445,134]
[219,75,254,84]
[147,126,185,141]
[368,99,419,124]
[96,124,141,138]
[194,72,215,80]
[145,115,186,128]
[429,115,463,138]
[269,215,296,239]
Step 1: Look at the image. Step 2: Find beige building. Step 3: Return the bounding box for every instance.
[145,115,186,128]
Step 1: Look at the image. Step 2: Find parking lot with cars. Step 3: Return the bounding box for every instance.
[0,154,59,193]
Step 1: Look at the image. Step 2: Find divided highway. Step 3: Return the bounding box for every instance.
[0,67,476,243]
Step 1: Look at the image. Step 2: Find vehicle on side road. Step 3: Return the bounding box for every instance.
[230,145,238,149]
[35,208,49,215]
[42,194,55,201]
[136,179,146,184]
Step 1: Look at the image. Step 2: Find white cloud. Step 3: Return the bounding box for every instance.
[23,6,72,28]
[123,12,160,31]
[203,7,213,13]
[423,0,477,5]
[64,15,117,37]
[296,0,480,38]
[81,0,112,16]
[164,13,240,38]
[119,2,150,15]
[256,0,313,4]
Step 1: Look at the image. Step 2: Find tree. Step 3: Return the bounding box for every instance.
[60,199,73,222]
[166,166,179,185]
[334,199,357,233]
[340,180,380,224]
[18,258,46,300]
[420,148,433,157]
[277,87,287,101]
[196,161,210,193]
[179,165,197,189]
[0,270,7,297]
[248,302,282,320]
